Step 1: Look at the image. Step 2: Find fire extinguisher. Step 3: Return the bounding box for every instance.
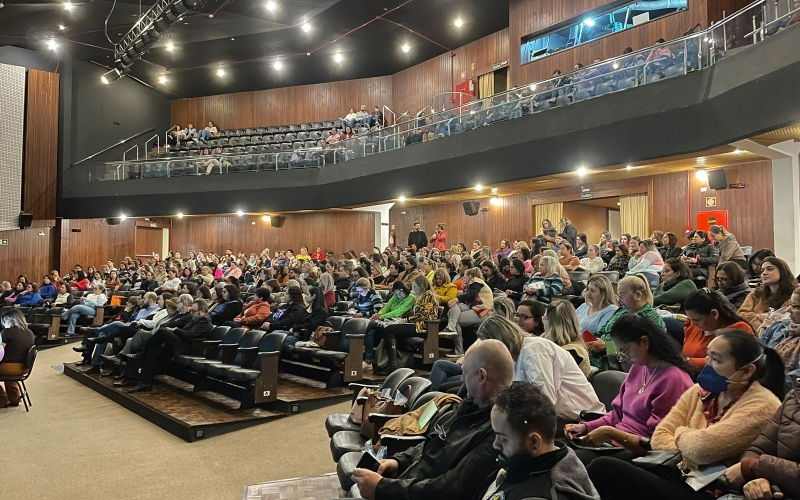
[389,226,396,248]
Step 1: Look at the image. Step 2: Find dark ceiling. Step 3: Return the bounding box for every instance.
[0,0,510,98]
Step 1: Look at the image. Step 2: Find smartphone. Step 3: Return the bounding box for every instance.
[348,308,357,315]
[356,452,381,472]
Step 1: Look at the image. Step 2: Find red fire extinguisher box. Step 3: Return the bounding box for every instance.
[454,79,475,107]
[696,210,729,233]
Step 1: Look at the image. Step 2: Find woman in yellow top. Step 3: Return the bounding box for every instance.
[738,256,798,331]
[295,246,311,261]
[432,268,457,305]
[419,257,436,283]
[587,329,785,500]
[378,275,440,375]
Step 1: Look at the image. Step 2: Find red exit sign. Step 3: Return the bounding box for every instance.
[729,183,746,189]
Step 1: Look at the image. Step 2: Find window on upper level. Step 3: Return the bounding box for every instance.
[520,0,689,65]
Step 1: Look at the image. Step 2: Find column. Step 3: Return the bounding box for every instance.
[770,140,800,274]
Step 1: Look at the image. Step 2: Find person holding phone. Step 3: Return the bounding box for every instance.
[429,223,447,251]
[349,278,383,318]
[564,314,694,465]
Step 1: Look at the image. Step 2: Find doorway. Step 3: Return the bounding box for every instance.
[493,67,508,94]
[135,226,168,259]
[563,197,620,244]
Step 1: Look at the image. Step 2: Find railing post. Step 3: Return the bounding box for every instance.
[722,11,728,51]
[684,39,688,74]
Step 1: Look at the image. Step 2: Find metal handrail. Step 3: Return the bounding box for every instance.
[382,105,397,127]
[73,127,156,165]
[144,133,160,159]
[123,145,139,163]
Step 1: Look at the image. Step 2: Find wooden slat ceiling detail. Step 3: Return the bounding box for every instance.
[750,125,800,146]
[357,147,765,208]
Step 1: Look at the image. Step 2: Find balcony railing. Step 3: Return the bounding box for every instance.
[75,0,796,182]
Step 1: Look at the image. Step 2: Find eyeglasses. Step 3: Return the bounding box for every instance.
[616,293,630,302]
[514,313,532,321]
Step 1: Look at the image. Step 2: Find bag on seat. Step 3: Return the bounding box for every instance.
[359,390,406,439]
[349,387,370,425]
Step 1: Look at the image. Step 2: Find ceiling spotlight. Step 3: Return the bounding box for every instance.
[490,187,498,195]
[626,164,633,171]
[577,166,587,177]
[401,43,410,53]
[733,148,742,154]
[158,75,168,84]
[265,1,277,12]
[119,214,127,221]
[166,42,175,51]
[696,156,707,164]
[63,2,74,11]
[273,60,283,70]
[695,168,708,182]
[490,197,501,206]
[333,53,344,63]
[398,195,407,203]
[261,215,270,222]
[176,212,184,219]
[583,18,595,27]
[474,184,484,192]
[58,24,66,31]
[216,68,226,77]
[454,17,464,27]
[236,210,245,216]
[100,67,127,84]
[46,39,58,51]
[301,22,311,33]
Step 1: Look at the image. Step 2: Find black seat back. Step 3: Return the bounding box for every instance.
[380,367,415,395]
[234,330,266,364]
[410,390,441,411]
[336,317,370,352]
[327,316,348,331]
[597,271,619,283]
[209,325,231,342]
[27,307,48,324]
[589,370,627,410]
[396,376,433,408]
[251,331,286,370]
[216,327,247,360]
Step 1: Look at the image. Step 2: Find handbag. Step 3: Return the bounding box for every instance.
[632,450,685,483]
[350,387,370,425]
[360,389,406,439]
[313,325,335,348]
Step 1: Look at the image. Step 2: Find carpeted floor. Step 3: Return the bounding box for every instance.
[0,344,350,500]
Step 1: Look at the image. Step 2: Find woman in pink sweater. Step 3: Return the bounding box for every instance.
[565,314,694,465]
[588,329,785,500]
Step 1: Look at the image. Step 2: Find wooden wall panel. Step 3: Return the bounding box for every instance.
[169,212,376,258]
[391,29,510,119]
[509,0,709,87]
[391,162,774,253]
[563,203,610,245]
[23,69,59,221]
[0,227,55,284]
[59,218,138,272]
[170,77,392,130]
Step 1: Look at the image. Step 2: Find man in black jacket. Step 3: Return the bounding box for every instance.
[351,339,514,500]
[475,382,599,500]
[116,298,213,393]
[407,222,428,253]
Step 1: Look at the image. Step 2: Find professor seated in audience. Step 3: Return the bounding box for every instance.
[565,315,694,465]
[478,381,600,500]
[587,330,785,500]
[350,339,514,500]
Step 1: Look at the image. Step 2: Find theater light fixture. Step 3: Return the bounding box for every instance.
[398,195,407,203]
[158,75,168,84]
[236,210,245,216]
[401,44,410,53]
[333,53,344,63]
[529,84,536,91]
[733,148,742,154]
[47,39,59,51]
[583,18,595,27]
[626,165,633,171]
[261,215,271,222]
[474,184,484,192]
[100,67,128,84]
[490,187,498,195]
[166,42,175,51]
[273,60,283,70]
[454,17,464,28]
[176,212,184,218]
[58,24,66,31]
[695,169,708,182]
[119,214,128,221]
[265,0,277,12]
[577,166,587,177]
[63,1,74,11]
[490,197,502,206]
[216,68,226,77]
[301,22,311,33]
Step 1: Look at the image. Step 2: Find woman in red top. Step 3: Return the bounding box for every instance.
[429,223,447,251]
[70,270,90,292]
[311,247,325,261]
[683,288,753,367]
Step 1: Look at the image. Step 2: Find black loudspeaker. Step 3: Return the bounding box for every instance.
[708,169,727,190]
[106,217,122,226]
[463,201,480,216]
[270,216,286,228]
[18,212,32,229]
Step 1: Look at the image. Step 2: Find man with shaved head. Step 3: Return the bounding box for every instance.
[352,340,514,500]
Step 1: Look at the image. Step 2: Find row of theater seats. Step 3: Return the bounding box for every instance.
[322,367,628,496]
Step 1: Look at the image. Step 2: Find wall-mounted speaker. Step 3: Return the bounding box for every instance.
[708,169,727,190]
[270,216,286,228]
[463,201,480,216]
[106,217,121,225]
[18,212,32,229]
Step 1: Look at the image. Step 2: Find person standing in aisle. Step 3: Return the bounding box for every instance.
[407,221,428,253]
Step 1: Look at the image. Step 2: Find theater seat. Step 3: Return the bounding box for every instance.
[588,370,627,410]
[185,327,246,370]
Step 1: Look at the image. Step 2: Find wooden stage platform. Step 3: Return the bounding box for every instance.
[64,363,352,442]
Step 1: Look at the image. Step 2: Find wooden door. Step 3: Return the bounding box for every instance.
[135,227,164,258]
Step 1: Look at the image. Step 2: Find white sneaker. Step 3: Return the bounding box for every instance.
[445,352,462,359]
[362,361,373,371]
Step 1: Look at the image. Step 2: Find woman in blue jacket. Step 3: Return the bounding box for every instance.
[208,284,243,325]
[39,275,57,300]
[15,283,42,306]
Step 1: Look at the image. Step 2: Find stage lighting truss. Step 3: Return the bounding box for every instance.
[114,0,200,61]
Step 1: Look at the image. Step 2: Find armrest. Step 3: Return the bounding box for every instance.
[257,351,280,358]
[579,410,608,422]
[345,333,366,339]
[323,330,342,337]
[203,340,222,345]
[425,319,439,325]
[237,346,259,352]
[639,437,652,451]
[219,343,239,349]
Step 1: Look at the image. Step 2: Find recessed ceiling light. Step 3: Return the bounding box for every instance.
[695,169,708,181]
[216,68,226,77]
[490,187,498,195]
[301,23,311,33]
[63,2,74,11]
[577,166,587,177]
[733,148,742,154]
[176,212,184,218]
[583,18,595,27]
[261,215,270,222]
[119,214,127,221]
[474,184,483,191]
[166,42,175,51]
[58,24,66,31]
[454,17,464,27]
[401,43,410,53]
[398,195,406,203]
[265,1,277,12]
[626,165,633,171]
[101,75,110,84]
[47,39,58,51]
[333,53,344,63]
[273,60,283,70]
[230,37,235,41]
[696,156,706,164]
[236,210,244,216]
[490,197,501,206]
[158,75,168,84]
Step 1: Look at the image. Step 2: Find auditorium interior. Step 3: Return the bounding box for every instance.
[1,0,800,498]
